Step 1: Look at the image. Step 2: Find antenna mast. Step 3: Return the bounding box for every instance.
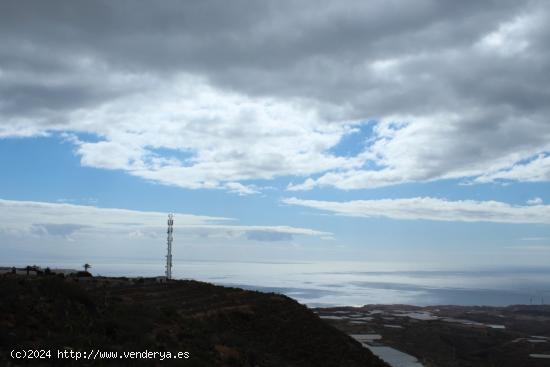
[166,213,174,280]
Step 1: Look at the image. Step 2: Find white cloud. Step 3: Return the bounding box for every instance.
[289,113,550,190]
[476,14,534,56]
[5,76,362,193]
[1,1,550,192]
[0,198,330,241]
[223,182,261,196]
[475,155,550,184]
[526,197,544,206]
[283,197,550,224]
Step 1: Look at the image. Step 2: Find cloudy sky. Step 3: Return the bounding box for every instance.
[1,0,549,269]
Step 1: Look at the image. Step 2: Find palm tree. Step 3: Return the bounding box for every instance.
[83,263,91,273]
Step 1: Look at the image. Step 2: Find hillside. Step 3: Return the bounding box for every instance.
[0,275,388,366]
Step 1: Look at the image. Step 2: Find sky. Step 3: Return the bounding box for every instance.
[1,0,550,270]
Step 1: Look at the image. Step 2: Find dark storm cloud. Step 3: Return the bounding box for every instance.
[0,0,535,112]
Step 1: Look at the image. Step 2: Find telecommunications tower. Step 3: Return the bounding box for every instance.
[166,213,174,280]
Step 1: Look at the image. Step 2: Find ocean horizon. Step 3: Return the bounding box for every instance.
[5,259,550,308]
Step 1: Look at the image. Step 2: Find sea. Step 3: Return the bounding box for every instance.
[8,259,550,307]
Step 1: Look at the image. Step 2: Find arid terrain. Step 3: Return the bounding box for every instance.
[316,304,550,367]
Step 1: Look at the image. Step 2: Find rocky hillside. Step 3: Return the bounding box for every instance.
[0,275,388,366]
